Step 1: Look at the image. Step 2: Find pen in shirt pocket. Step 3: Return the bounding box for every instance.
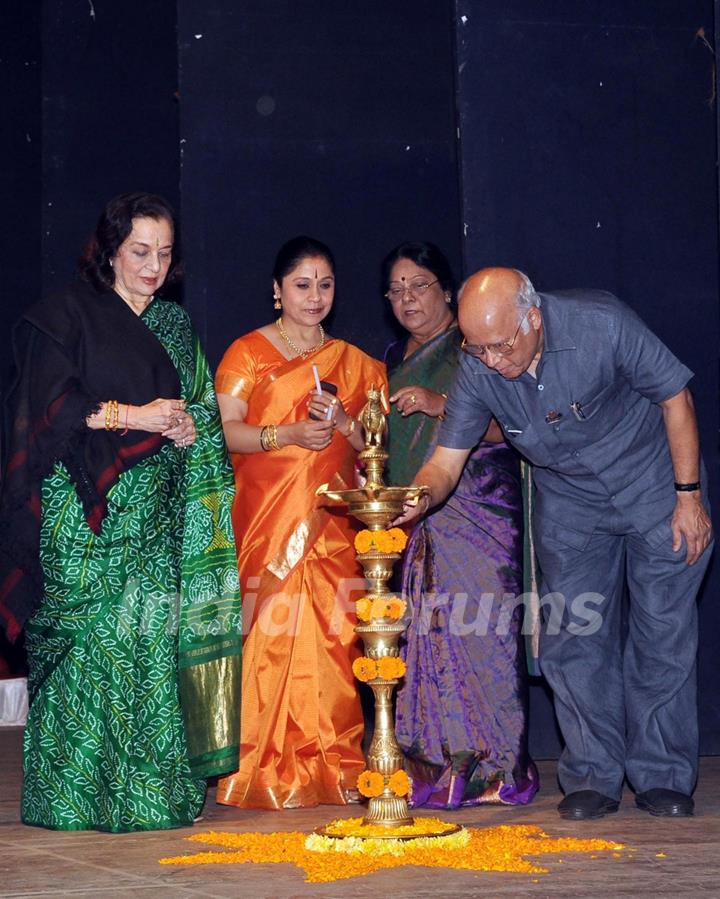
[570,401,586,421]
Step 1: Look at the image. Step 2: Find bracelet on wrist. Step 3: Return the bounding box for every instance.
[259,426,270,452]
[260,424,280,452]
[343,417,357,438]
[675,481,700,492]
[104,399,119,431]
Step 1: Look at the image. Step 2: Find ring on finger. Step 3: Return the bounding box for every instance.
[410,394,417,404]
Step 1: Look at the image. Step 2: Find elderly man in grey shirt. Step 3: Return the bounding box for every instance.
[397,267,713,821]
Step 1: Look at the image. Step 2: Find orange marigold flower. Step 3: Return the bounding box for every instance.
[355,598,373,621]
[354,530,374,554]
[352,656,378,682]
[388,769,410,797]
[370,598,394,619]
[357,770,385,798]
[355,528,407,556]
[386,598,407,620]
[387,527,408,552]
[377,656,406,680]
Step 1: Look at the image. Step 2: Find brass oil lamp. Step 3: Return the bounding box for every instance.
[317,385,427,828]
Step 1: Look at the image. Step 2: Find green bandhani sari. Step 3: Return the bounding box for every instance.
[21,300,241,832]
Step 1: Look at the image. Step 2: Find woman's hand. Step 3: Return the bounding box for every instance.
[306,390,364,449]
[129,398,186,433]
[162,408,197,448]
[281,419,335,451]
[306,389,344,425]
[390,386,446,418]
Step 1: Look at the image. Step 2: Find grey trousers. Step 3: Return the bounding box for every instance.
[536,508,712,799]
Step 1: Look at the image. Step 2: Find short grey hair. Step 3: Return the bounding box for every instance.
[513,271,541,332]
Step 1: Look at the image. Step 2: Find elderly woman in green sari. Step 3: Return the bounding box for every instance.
[0,192,241,831]
[384,242,537,809]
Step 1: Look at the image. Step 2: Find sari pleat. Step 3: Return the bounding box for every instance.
[216,333,387,809]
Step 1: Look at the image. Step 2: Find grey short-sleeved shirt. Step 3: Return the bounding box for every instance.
[439,290,693,546]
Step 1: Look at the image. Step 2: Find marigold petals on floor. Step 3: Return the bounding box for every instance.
[159,823,625,883]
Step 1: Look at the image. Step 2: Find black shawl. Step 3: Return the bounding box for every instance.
[0,282,181,639]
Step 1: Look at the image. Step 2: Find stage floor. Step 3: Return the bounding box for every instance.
[2,727,719,897]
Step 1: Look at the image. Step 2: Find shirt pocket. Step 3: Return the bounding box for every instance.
[501,421,555,468]
[573,381,625,441]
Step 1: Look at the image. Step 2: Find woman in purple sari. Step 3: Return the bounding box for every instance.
[383,242,538,809]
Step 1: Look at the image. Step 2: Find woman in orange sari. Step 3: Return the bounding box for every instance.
[215,236,387,809]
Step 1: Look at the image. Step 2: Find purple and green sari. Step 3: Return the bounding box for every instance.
[385,324,538,808]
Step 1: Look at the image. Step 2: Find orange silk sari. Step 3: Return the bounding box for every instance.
[214,331,387,809]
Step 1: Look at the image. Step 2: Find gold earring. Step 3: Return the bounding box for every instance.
[273,295,281,310]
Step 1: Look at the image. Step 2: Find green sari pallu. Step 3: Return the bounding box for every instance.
[21,300,241,832]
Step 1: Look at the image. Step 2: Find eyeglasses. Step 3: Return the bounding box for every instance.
[460,312,529,359]
[385,279,439,302]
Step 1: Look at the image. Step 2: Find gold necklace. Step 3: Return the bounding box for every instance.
[276,317,326,358]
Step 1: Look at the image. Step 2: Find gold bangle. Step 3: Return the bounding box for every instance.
[105,399,119,431]
[268,424,280,450]
[344,417,356,438]
[260,423,282,451]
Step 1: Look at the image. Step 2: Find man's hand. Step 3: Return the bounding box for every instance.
[392,493,431,527]
[671,493,713,565]
[389,447,471,527]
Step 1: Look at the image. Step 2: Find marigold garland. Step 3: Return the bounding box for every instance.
[388,597,407,619]
[387,769,411,797]
[160,824,627,884]
[351,656,378,682]
[357,770,385,798]
[354,530,375,554]
[370,597,407,620]
[352,655,405,682]
[376,656,406,680]
[355,597,373,621]
[354,527,409,555]
[387,526,408,551]
[355,595,407,623]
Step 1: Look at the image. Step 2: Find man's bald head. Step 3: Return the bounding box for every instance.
[459,267,537,325]
[458,267,543,379]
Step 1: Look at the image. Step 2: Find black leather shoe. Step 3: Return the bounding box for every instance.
[558,790,620,820]
[635,789,694,817]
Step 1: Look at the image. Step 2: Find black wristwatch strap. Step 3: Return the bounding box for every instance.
[675,481,700,492]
